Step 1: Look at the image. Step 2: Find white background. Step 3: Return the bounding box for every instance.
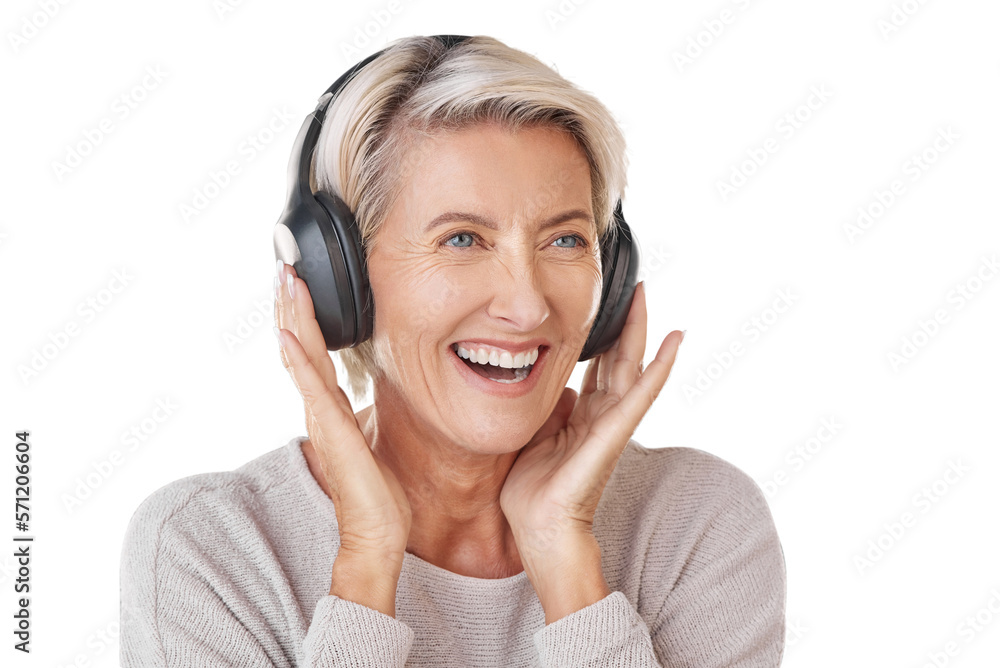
[3,0,999,665]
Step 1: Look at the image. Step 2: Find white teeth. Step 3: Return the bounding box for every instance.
[454,344,540,369]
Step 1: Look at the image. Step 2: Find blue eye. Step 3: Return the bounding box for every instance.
[444,233,475,248]
[553,235,582,248]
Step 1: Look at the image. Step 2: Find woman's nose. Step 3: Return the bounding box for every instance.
[485,261,550,332]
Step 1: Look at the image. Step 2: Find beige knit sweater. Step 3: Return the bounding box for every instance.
[120,436,785,666]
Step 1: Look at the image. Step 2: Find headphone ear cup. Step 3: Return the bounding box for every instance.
[273,187,370,351]
[578,203,640,361]
[310,191,374,350]
[314,190,373,347]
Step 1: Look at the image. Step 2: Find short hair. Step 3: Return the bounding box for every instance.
[312,35,628,401]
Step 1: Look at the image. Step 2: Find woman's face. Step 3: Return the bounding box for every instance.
[367,121,602,453]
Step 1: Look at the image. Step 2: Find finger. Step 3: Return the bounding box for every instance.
[608,282,647,398]
[580,357,599,396]
[275,261,298,333]
[286,273,339,391]
[568,330,683,487]
[596,337,619,394]
[275,266,289,367]
[276,327,370,467]
[596,330,684,445]
[277,263,338,391]
[275,262,286,331]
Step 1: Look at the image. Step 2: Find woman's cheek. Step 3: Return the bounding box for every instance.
[374,253,457,329]
[384,264,481,349]
[542,261,602,342]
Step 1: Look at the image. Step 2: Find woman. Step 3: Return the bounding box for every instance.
[121,35,785,666]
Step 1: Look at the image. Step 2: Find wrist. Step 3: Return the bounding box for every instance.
[330,550,402,618]
[518,533,612,625]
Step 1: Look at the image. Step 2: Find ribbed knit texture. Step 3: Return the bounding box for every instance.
[120,436,786,666]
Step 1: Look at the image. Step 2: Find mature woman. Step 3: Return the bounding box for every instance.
[121,35,785,666]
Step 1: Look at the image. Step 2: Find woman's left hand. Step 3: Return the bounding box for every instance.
[499,282,684,564]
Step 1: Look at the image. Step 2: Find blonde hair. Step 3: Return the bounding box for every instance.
[312,35,628,401]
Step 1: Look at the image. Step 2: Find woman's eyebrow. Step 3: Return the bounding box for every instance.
[424,208,594,231]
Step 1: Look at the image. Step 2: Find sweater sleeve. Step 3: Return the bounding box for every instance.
[532,456,785,667]
[120,484,415,667]
[532,590,662,666]
[648,459,786,667]
[303,596,414,666]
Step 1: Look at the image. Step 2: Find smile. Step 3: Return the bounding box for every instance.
[451,342,540,384]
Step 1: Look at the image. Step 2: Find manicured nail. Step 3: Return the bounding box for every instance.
[276,260,285,285]
[273,327,284,348]
[274,275,281,301]
[286,275,296,300]
[680,329,687,345]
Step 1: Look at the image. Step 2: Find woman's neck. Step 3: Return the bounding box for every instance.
[359,383,525,578]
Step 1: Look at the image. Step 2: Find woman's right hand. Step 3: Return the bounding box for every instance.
[274,261,412,576]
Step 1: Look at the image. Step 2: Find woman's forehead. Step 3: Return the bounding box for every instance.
[386,124,593,229]
[399,121,590,178]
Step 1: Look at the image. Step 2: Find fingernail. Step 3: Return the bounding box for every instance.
[274,275,281,301]
[273,327,284,349]
[680,329,687,345]
[286,275,296,300]
[276,260,285,286]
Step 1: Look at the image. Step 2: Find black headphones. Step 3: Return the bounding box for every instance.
[273,34,639,361]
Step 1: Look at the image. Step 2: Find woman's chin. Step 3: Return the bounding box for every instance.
[437,353,569,454]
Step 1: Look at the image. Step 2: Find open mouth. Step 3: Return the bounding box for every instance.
[451,343,541,384]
